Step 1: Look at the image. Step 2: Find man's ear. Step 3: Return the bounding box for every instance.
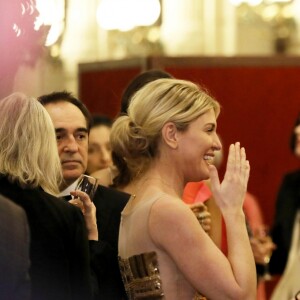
[161,122,178,149]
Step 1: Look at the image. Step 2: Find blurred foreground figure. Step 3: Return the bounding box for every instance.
[0,194,30,300]
[0,93,95,300]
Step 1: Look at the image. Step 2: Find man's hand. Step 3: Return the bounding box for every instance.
[189,202,211,234]
[70,190,98,241]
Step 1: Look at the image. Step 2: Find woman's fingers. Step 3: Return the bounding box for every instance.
[70,190,92,203]
[225,142,249,178]
[239,146,250,189]
[235,142,241,173]
[189,202,208,212]
[69,198,84,212]
[208,164,220,196]
[189,203,211,233]
[70,190,94,215]
[192,209,211,233]
[211,142,250,212]
[246,159,250,180]
[225,143,236,176]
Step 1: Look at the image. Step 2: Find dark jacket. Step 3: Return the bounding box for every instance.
[270,169,300,275]
[85,185,130,299]
[0,176,93,300]
[0,194,31,300]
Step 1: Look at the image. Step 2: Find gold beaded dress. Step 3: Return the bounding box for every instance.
[118,193,206,300]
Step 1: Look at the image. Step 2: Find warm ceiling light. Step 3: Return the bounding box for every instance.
[265,0,293,2]
[230,0,263,5]
[97,0,161,31]
[230,0,292,5]
[35,0,65,46]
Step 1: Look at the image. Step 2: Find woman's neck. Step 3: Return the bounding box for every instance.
[130,168,184,199]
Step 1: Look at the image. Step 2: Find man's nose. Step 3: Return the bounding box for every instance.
[63,136,79,152]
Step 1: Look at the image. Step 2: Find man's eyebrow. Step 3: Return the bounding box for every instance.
[54,127,88,133]
[76,127,88,133]
[55,128,66,134]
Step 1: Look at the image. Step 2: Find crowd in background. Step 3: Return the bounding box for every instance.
[0,70,299,300]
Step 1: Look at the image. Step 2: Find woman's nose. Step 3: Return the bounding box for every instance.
[100,149,112,164]
[213,134,222,151]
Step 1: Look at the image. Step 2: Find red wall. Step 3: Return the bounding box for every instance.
[79,56,300,226]
[79,67,142,119]
[165,64,300,225]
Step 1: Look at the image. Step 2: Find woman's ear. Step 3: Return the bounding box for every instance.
[161,122,178,149]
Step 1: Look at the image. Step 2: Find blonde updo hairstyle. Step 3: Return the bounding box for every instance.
[0,92,62,195]
[111,78,220,187]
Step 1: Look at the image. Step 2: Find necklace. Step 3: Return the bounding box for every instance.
[131,176,180,200]
[123,177,182,216]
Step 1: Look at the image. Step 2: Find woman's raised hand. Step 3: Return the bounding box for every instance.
[208,142,250,213]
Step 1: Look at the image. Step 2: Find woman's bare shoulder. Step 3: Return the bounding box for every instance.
[150,193,201,234]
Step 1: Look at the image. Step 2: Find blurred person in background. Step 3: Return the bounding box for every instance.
[86,115,113,175]
[91,69,173,187]
[270,113,300,300]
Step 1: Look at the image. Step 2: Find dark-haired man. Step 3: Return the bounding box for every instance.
[39,91,129,299]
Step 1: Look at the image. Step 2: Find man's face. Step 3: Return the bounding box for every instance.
[44,101,88,189]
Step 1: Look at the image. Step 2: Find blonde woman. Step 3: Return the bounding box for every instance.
[0,93,96,300]
[111,79,256,300]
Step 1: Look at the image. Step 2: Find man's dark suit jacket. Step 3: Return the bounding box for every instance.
[0,194,31,300]
[72,184,130,299]
[270,169,300,275]
[0,176,93,300]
